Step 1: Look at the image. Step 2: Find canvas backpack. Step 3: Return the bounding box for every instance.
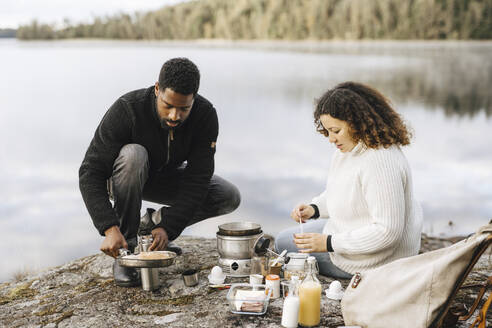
[341,222,492,328]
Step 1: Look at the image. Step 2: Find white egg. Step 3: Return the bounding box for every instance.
[329,280,342,292]
[211,265,223,277]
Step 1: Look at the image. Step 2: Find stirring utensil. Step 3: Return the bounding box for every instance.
[298,208,303,234]
[271,249,287,267]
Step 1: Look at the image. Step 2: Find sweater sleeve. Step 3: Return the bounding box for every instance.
[156,109,218,241]
[79,98,132,235]
[331,150,406,255]
[311,190,329,218]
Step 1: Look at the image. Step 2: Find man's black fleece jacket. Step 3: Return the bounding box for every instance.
[79,86,218,241]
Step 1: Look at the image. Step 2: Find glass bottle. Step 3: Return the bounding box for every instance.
[281,276,300,328]
[250,255,264,276]
[298,256,321,327]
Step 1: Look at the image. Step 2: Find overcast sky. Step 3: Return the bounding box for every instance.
[0,0,185,28]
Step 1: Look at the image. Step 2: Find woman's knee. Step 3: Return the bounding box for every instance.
[275,228,298,253]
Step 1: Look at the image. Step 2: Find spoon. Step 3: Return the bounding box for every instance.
[271,249,288,267]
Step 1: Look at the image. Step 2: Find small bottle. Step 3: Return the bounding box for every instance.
[265,274,280,299]
[298,256,321,327]
[281,276,300,328]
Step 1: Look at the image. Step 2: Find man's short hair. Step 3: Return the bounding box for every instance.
[158,57,200,96]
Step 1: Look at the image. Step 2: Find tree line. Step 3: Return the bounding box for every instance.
[16,0,492,40]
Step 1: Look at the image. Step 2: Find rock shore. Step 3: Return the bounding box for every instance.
[1,234,490,327]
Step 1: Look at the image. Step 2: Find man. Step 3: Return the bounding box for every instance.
[79,57,240,286]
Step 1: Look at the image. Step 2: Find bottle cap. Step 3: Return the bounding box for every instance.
[266,274,280,281]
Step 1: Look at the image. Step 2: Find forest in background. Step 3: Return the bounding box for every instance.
[16,0,492,40]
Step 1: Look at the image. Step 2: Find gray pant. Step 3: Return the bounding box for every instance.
[275,219,352,279]
[110,144,241,246]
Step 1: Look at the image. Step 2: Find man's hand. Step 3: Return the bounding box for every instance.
[101,226,128,258]
[293,233,328,253]
[291,204,315,223]
[149,227,169,251]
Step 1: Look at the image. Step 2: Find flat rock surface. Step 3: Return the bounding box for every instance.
[1,234,491,327]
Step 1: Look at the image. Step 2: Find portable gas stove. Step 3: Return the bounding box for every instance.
[216,222,263,277]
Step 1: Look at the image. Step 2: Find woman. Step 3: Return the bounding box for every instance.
[275,82,423,279]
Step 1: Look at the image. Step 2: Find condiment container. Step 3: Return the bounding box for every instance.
[284,252,308,280]
[284,269,306,281]
[249,274,263,285]
[285,252,308,269]
[265,274,280,299]
[298,256,321,327]
[281,276,300,328]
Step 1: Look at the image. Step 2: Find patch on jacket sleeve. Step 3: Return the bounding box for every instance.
[211,142,216,148]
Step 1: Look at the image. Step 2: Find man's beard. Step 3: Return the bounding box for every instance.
[155,99,184,130]
[160,118,183,129]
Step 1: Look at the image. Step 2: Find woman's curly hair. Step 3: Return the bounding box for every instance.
[314,82,411,148]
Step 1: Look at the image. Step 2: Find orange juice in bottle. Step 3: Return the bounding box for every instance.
[298,256,321,327]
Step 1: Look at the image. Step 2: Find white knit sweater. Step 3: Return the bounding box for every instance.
[311,142,423,274]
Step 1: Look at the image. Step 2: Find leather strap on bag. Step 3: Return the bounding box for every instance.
[469,289,492,328]
[457,276,492,322]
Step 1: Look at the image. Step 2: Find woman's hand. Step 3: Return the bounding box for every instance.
[291,204,315,223]
[293,233,328,253]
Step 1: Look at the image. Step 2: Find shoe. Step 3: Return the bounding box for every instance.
[166,242,182,256]
[113,260,141,287]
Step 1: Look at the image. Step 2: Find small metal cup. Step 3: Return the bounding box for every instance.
[182,269,199,287]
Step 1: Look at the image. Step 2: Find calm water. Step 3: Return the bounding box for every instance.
[0,39,491,281]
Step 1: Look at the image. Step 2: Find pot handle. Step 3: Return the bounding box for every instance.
[254,236,270,255]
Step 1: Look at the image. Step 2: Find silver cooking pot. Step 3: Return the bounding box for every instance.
[216,222,263,259]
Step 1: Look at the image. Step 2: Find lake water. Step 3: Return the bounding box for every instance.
[0,39,491,282]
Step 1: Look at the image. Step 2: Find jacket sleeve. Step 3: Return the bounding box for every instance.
[331,151,406,255]
[79,98,132,235]
[156,109,218,241]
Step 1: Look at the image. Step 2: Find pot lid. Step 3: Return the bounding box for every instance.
[218,222,262,236]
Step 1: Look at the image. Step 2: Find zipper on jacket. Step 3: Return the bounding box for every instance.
[165,129,174,165]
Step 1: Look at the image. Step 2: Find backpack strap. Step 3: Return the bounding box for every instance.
[469,289,492,328]
[457,276,492,321]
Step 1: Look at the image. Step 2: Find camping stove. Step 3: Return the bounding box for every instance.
[218,258,253,277]
[216,222,263,277]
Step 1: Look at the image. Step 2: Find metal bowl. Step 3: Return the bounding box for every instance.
[218,222,262,236]
[117,251,176,268]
